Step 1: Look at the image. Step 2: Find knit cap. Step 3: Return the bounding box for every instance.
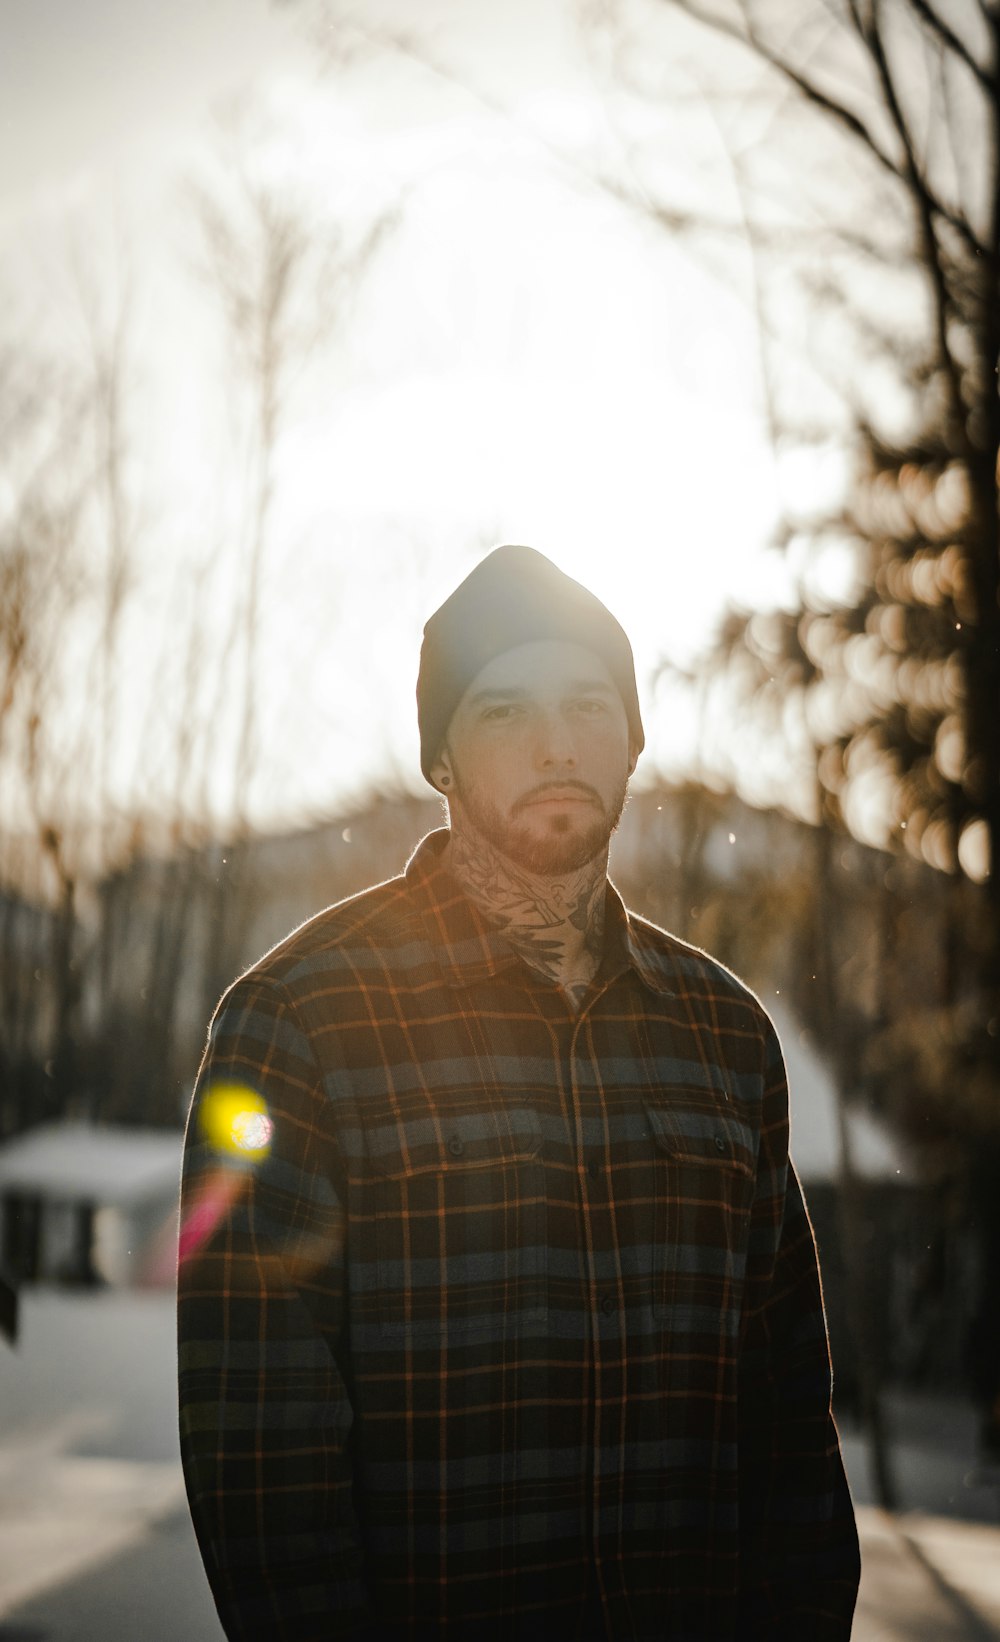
[416,545,644,784]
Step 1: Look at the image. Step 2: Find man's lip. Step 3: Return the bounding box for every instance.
[523,788,598,806]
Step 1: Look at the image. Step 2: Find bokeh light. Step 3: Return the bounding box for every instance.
[198,1082,274,1161]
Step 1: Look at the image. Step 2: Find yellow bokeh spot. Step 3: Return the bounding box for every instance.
[199,1082,274,1160]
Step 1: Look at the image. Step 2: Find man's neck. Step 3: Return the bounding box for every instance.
[444,821,608,1003]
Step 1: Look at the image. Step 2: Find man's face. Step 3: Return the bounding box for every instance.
[432,639,636,874]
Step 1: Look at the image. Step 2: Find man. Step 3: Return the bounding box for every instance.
[178,546,860,1640]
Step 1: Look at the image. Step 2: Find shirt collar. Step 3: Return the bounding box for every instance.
[404,829,674,997]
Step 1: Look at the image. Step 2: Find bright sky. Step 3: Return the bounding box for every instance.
[0,0,827,832]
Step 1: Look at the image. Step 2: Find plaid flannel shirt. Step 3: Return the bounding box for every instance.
[177,829,859,1641]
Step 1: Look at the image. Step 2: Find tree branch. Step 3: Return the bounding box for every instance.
[661,0,988,259]
[315,7,747,241]
[662,0,907,178]
[907,0,995,94]
[851,0,968,437]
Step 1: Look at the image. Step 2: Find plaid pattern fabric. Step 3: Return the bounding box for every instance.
[178,830,859,1641]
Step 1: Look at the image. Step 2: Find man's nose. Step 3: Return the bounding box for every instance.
[534,709,577,768]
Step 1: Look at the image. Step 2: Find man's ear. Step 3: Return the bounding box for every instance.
[429,745,455,795]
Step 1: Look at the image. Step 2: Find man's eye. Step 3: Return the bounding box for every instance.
[482,704,520,722]
[573,698,607,714]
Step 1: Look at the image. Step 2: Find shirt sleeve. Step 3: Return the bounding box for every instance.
[736,1020,861,1639]
[177,974,369,1640]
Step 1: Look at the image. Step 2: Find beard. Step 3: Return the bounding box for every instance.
[450,773,629,875]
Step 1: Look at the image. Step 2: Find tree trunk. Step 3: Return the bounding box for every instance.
[813,829,897,1509]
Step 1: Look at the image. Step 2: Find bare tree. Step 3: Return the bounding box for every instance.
[174,107,399,1001]
[186,111,397,825]
[583,0,1000,1473]
[0,327,100,1127]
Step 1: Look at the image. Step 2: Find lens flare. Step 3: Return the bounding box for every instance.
[175,1169,245,1268]
[231,1109,273,1151]
[198,1082,274,1160]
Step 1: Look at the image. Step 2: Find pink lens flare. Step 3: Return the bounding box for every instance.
[176,1169,245,1267]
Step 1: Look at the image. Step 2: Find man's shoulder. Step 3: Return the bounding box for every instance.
[243,868,422,993]
[623,909,783,1089]
[625,904,774,1027]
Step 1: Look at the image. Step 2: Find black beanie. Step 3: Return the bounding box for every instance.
[416,545,644,785]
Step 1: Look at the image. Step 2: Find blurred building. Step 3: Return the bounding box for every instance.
[0,1122,181,1287]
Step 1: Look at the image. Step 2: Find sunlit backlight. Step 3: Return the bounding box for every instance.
[199,1082,274,1160]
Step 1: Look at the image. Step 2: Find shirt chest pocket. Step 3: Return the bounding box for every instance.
[644,1102,756,1323]
[367,1106,547,1339]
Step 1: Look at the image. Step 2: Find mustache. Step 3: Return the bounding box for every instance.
[512,781,604,815]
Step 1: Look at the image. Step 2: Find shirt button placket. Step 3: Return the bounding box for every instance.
[569,1016,620,1618]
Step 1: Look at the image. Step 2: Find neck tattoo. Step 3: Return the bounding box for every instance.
[445,820,608,1003]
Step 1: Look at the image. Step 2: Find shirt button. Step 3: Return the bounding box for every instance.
[713,1134,728,1155]
[586,1160,601,1182]
[448,1136,465,1157]
[599,1292,616,1317]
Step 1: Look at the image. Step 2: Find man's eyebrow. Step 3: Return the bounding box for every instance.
[566,678,616,694]
[466,686,530,706]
